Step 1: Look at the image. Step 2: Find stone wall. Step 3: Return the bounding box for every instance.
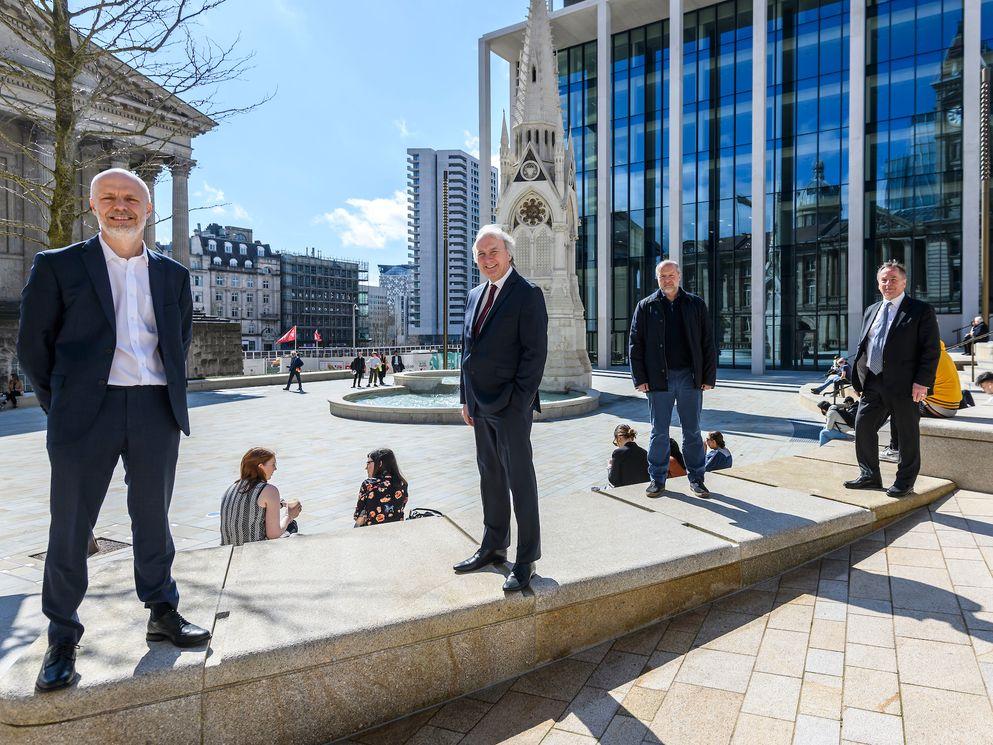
[0,316,16,380]
[187,317,242,379]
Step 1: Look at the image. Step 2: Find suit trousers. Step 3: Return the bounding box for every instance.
[473,408,541,564]
[855,373,921,488]
[285,369,302,389]
[43,386,180,644]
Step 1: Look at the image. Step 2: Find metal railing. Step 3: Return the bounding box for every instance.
[945,327,991,383]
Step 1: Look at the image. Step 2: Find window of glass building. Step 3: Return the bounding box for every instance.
[767,0,850,369]
[865,0,964,314]
[557,39,599,361]
[681,0,754,368]
[611,21,670,365]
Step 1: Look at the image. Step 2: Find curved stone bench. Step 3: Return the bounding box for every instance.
[797,383,993,492]
[0,455,955,744]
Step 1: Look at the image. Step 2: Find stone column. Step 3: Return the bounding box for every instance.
[847,0,866,352]
[104,140,130,170]
[25,128,55,274]
[79,143,103,238]
[750,0,767,374]
[962,0,981,327]
[596,0,612,367]
[170,157,194,267]
[478,38,492,224]
[669,0,684,268]
[137,161,161,250]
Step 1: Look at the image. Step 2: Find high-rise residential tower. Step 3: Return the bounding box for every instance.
[407,149,499,343]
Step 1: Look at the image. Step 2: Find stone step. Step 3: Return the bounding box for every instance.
[724,452,955,521]
[0,458,957,745]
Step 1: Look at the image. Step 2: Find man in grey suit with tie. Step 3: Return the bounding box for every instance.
[844,261,940,497]
[18,168,211,692]
[454,225,548,592]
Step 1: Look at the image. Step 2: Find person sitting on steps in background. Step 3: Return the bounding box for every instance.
[704,431,733,472]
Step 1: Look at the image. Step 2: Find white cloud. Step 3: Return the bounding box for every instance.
[193,181,252,223]
[394,119,412,138]
[314,191,407,250]
[464,130,480,158]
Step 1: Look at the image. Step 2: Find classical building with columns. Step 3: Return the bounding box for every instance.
[0,23,215,377]
[481,0,989,371]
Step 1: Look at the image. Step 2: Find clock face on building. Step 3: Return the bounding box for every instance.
[946,106,962,127]
[521,161,540,181]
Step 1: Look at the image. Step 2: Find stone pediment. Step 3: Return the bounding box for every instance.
[512,144,550,184]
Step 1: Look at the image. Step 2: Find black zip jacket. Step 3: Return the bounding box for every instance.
[629,288,718,391]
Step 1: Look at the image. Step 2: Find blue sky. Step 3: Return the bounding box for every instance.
[152,0,533,284]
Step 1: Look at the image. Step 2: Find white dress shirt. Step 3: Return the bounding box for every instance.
[475,266,514,330]
[99,234,167,386]
[867,291,904,351]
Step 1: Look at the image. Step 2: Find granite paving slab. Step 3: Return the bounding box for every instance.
[599,474,873,559]
[443,490,739,611]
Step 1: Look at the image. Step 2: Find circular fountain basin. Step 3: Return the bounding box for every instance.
[329,370,600,424]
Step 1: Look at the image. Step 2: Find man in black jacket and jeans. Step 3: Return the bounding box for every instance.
[629,260,718,498]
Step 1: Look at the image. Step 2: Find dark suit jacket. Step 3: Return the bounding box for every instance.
[460,269,548,417]
[851,295,940,397]
[17,235,193,443]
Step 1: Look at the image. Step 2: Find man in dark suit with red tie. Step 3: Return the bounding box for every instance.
[454,225,548,592]
[844,260,940,497]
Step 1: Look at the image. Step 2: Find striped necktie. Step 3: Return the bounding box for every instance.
[473,284,498,337]
[868,302,890,375]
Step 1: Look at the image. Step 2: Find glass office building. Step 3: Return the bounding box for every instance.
[480,0,985,370]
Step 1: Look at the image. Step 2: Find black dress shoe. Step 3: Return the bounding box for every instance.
[453,549,507,574]
[844,475,883,490]
[35,642,77,692]
[886,484,914,497]
[147,609,211,648]
[645,480,664,497]
[503,563,535,592]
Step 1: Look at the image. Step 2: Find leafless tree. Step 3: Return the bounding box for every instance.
[0,0,271,249]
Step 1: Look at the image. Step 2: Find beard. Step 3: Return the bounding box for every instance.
[98,212,147,242]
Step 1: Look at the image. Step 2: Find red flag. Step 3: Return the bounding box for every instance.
[276,325,297,345]
[313,329,322,343]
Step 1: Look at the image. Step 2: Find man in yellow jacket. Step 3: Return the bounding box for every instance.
[881,340,961,462]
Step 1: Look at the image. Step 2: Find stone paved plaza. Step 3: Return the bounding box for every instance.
[0,369,815,673]
[351,494,993,745]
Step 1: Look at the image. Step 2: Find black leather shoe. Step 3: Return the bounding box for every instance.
[453,549,507,574]
[503,563,535,592]
[886,484,914,497]
[646,480,664,497]
[844,475,883,490]
[147,609,211,648]
[35,642,77,692]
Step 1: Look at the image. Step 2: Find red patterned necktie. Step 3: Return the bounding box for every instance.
[473,284,498,337]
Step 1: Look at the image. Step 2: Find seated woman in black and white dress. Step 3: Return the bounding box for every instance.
[220,447,302,546]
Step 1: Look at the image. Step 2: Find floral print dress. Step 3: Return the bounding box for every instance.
[354,477,408,525]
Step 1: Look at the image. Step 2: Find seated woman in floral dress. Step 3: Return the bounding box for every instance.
[354,448,409,527]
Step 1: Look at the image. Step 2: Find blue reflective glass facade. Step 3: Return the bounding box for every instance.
[865,0,964,314]
[611,21,670,364]
[766,0,850,369]
[558,41,600,361]
[681,0,755,368]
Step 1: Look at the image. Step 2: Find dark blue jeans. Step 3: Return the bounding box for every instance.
[646,368,707,485]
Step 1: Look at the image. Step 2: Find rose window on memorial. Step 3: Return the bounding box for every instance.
[519,197,547,226]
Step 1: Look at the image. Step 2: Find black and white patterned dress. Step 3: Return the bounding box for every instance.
[220,479,268,546]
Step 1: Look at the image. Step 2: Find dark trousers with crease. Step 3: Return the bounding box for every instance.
[854,372,921,488]
[43,385,180,644]
[473,409,541,564]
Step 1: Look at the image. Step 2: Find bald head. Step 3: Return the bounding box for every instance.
[90,168,149,202]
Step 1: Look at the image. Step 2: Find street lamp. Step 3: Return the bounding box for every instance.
[352,303,358,352]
